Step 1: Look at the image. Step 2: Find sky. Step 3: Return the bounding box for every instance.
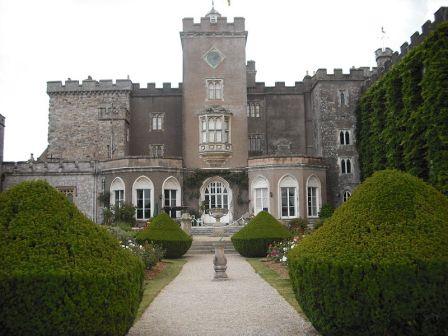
[0,0,446,161]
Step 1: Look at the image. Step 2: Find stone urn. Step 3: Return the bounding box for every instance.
[180,212,192,235]
[208,207,228,237]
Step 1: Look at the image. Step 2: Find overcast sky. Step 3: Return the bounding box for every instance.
[0,0,445,161]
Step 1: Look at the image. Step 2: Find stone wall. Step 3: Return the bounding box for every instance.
[2,161,99,221]
[47,79,132,161]
[310,70,365,205]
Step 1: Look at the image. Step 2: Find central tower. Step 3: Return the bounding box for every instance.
[180,8,248,169]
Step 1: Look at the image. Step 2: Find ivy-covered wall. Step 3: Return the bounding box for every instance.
[356,22,448,194]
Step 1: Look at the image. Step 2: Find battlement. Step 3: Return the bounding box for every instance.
[311,68,371,81]
[248,81,306,95]
[393,7,447,61]
[47,78,133,94]
[364,7,447,89]
[132,82,183,97]
[181,16,246,36]
[2,160,97,174]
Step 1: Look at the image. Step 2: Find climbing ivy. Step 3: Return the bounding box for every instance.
[357,22,448,195]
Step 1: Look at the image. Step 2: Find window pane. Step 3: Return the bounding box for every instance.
[345,131,350,145]
[340,131,345,145]
[347,159,352,173]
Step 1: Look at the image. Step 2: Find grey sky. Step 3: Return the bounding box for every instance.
[0,0,445,161]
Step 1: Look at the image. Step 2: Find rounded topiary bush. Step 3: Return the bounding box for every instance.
[288,170,448,336]
[231,211,291,257]
[0,180,144,336]
[136,212,192,258]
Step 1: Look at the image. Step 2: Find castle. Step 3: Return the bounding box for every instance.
[1,7,446,225]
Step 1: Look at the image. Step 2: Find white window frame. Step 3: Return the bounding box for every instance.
[110,177,125,207]
[306,176,322,218]
[204,181,229,210]
[252,176,270,215]
[278,175,298,219]
[199,115,231,144]
[162,176,182,218]
[132,176,154,220]
[339,130,351,145]
[150,144,164,158]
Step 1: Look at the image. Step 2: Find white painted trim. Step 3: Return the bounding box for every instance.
[278,174,299,219]
[110,177,125,206]
[306,175,322,218]
[132,175,154,220]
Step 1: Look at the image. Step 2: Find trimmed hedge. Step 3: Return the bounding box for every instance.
[231,211,291,257]
[0,180,144,336]
[136,213,192,259]
[288,170,448,336]
[357,22,448,194]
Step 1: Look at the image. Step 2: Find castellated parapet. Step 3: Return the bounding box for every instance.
[181,16,246,36]
[131,82,183,97]
[47,78,131,162]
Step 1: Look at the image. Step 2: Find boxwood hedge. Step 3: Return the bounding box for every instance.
[231,211,291,257]
[0,180,144,336]
[288,170,448,335]
[135,213,192,259]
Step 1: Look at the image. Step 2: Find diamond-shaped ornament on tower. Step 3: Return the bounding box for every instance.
[203,47,225,69]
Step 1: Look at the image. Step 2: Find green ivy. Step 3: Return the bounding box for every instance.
[357,22,448,194]
[184,169,248,190]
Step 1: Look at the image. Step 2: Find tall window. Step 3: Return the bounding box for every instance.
[136,189,151,220]
[279,176,298,219]
[151,113,164,131]
[341,158,352,174]
[207,79,223,100]
[164,189,177,218]
[281,187,296,218]
[247,102,261,117]
[343,190,352,202]
[249,134,263,152]
[114,190,124,207]
[340,91,345,106]
[307,176,321,218]
[204,181,229,210]
[339,130,350,145]
[255,188,269,213]
[200,116,230,144]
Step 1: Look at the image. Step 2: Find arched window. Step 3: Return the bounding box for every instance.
[340,91,345,106]
[341,159,346,174]
[345,131,350,145]
[110,177,125,207]
[346,159,352,173]
[279,175,298,219]
[307,176,321,218]
[207,79,223,100]
[343,190,352,202]
[340,131,345,145]
[162,177,181,218]
[204,181,229,210]
[252,176,269,215]
[132,176,154,220]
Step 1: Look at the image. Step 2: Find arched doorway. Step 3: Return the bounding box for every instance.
[200,177,233,225]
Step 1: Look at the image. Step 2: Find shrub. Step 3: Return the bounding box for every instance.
[231,211,292,257]
[136,213,192,259]
[288,170,448,336]
[0,181,144,336]
[318,203,334,219]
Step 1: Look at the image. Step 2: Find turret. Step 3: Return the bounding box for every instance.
[246,60,257,88]
[375,47,394,69]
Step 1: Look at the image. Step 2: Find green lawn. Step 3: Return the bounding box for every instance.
[246,258,306,317]
[135,258,187,321]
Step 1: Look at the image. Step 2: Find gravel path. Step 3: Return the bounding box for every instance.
[128,254,318,336]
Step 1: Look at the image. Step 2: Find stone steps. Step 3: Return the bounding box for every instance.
[190,225,243,236]
[187,239,238,255]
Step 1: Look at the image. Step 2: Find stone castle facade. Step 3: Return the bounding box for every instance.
[1,7,446,225]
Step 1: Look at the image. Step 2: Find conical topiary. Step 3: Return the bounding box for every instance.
[231,211,291,257]
[136,212,192,258]
[0,180,144,336]
[288,170,448,336]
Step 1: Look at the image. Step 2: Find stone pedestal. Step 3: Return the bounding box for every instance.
[213,241,228,280]
[180,213,191,235]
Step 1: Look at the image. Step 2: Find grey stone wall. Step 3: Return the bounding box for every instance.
[311,70,365,206]
[47,79,132,161]
[2,161,98,221]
